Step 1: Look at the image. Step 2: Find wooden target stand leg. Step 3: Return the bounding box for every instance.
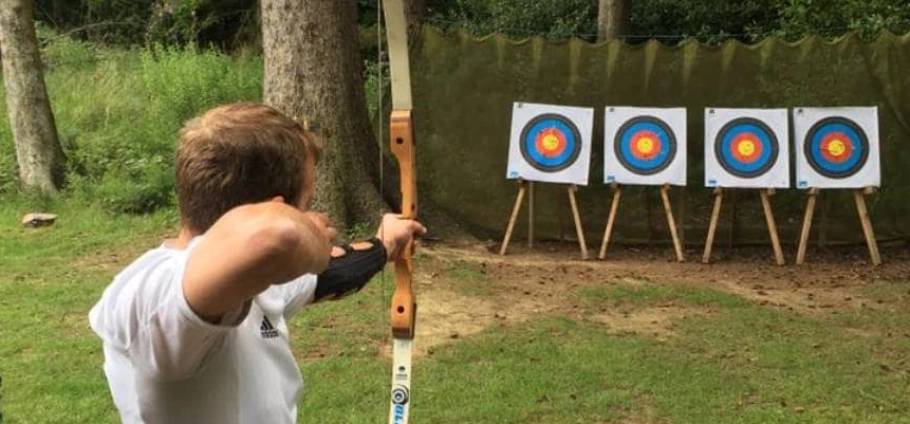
[499,180,527,256]
[598,184,684,262]
[796,187,881,266]
[795,188,819,265]
[528,181,535,249]
[702,188,724,264]
[500,180,588,259]
[598,184,622,259]
[567,185,589,259]
[760,189,786,266]
[702,188,784,265]
[660,185,685,262]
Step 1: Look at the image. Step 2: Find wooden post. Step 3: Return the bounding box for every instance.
[646,189,655,246]
[818,194,831,248]
[568,185,589,259]
[528,181,535,249]
[555,184,565,242]
[702,188,724,264]
[499,180,527,256]
[853,188,882,266]
[760,189,785,266]
[677,186,687,249]
[660,184,685,262]
[796,187,818,265]
[598,184,622,259]
[728,189,739,250]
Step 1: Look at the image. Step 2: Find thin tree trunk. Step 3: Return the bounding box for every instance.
[0,0,65,192]
[597,0,629,42]
[261,0,383,229]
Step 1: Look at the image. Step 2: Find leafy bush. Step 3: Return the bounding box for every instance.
[429,0,598,41]
[0,31,263,214]
[430,0,910,44]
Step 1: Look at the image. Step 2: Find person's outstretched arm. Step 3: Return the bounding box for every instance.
[182,199,334,323]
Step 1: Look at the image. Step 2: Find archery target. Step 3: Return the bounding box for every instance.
[520,114,582,172]
[603,107,687,186]
[794,107,880,188]
[704,108,790,188]
[507,102,593,185]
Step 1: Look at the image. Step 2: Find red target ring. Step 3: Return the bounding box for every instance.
[534,128,567,158]
[730,133,764,164]
[629,131,663,161]
[819,132,854,164]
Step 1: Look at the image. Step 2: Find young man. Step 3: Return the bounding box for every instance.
[88,102,426,424]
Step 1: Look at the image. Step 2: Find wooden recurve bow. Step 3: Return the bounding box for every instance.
[383,1,417,423]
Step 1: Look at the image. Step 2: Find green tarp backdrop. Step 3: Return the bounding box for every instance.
[409,27,910,246]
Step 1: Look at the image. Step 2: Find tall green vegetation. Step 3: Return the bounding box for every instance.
[0,30,262,212]
[427,0,910,43]
[34,0,258,48]
[32,0,910,48]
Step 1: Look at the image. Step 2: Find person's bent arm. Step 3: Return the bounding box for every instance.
[182,201,332,323]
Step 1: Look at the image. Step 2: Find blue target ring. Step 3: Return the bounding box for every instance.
[714,118,779,178]
[614,116,677,175]
[519,114,582,172]
[804,117,869,179]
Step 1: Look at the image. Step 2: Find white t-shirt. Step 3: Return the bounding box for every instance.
[88,239,317,424]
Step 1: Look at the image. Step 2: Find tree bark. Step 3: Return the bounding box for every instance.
[261,0,383,229]
[597,0,629,42]
[0,0,65,192]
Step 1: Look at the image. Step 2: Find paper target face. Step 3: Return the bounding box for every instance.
[507,103,593,185]
[794,107,880,188]
[704,108,790,188]
[604,107,687,186]
[714,118,779,178]
[519,114,582,172]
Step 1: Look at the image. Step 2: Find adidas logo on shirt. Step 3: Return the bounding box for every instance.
[260,316,279,339]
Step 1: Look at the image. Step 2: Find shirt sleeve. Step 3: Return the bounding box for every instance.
[89,244,247,382]
[278,274,318,319]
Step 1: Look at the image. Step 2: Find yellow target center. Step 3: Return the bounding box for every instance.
[828,139,846,156]
[737,140,756,157]
[636,138,655,154]
[542,134,560,151]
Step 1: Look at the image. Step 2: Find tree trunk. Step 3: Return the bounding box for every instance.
[0,0,65,193]
[597,0,629,42]
[261,0,383,230]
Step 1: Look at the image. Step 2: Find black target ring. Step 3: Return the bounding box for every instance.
[519,113,583,173]
[803,117,869,179]
[714,118,779,179]
[614,116,678,176]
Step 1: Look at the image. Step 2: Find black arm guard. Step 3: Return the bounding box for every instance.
[314,238,387,302]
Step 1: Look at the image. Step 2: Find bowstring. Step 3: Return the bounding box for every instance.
[377,0,389,342]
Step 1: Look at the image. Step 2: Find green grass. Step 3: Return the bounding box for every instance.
[0,196,177,424]
[1,199,909,423]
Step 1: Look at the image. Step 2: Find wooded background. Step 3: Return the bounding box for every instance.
[2,0,909,244]
[410,28,910,245]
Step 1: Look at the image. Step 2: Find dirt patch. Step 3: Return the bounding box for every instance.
[583,306,712,341]
[402,241,910,354]
[413,288,498,355]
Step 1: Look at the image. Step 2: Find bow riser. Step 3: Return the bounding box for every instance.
[390,110,416,339]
